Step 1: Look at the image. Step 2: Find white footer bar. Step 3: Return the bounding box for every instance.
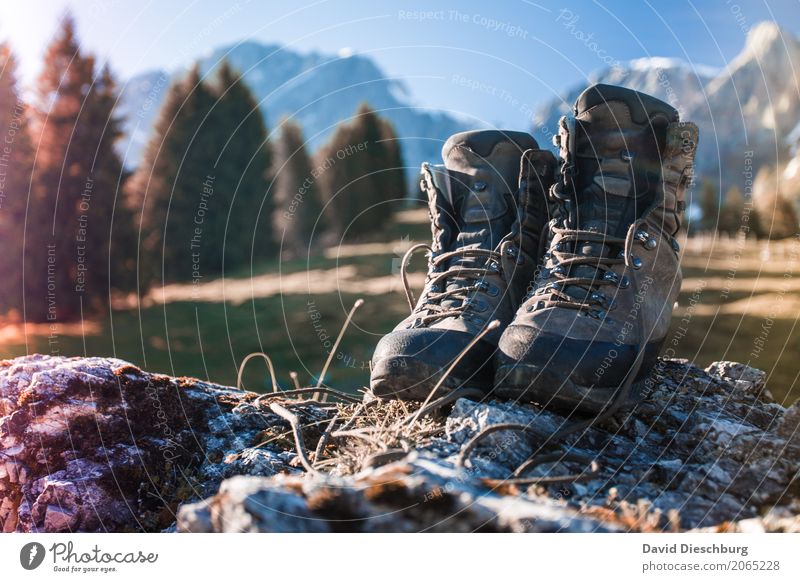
[2,533,798,581]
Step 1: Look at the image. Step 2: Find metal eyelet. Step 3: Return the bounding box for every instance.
[671,238,681,253]
[631,256,643,269]
[486,285,499,297]
[553,266,565,275]
[470,299,487,313]
[621,150,634,162]
[636,230,657,250]
[526,304,534,312]
[590,291,604,303]
[619,276,630,289]
[505,245,517,258]
[603,271,619,283]
[473,181,487,192]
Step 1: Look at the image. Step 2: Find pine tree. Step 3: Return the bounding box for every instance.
[317,103,401,240]
[753,167,799,239]
[128,60,274,282]
[26,15,133,322]
[700,180,719,233]
[208,60,273,272]
[127,65,217,283]
[766,193,799,239]
[272,118,322,258]
[379,116,407,202]
[718,185,744,235]
[0,43,34,319]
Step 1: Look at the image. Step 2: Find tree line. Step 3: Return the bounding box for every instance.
[696,173,799,240]
[0,16,405,323]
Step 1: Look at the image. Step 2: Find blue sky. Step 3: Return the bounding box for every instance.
[1,0,798,127]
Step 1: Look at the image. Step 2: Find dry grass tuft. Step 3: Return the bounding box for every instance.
[323,396,445,475]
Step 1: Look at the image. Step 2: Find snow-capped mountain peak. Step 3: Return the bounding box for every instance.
[534,22,800,196]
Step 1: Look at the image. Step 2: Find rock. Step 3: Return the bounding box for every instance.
[778,401,800,445]
[0,355,320,532]
[178,456,614,533]
[180,359,800,532]
[178,475,329,533]
[44,504,77,532]
[706,361,771,401]
[694,502,800,533]
[2,354,799,532]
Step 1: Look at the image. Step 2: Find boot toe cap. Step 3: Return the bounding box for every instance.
[370,328,494,400]
[495,324,661,412]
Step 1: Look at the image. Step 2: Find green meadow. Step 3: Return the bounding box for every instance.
[3,208,798,404]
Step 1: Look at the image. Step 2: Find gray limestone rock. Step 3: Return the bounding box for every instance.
[2,354,798,533]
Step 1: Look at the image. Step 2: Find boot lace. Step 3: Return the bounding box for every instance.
[528,133,647,317]
[400,243,505,325]
[530,217,649,317]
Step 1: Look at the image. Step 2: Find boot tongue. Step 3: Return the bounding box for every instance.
[441,130,534,255]
[441,153,515,312]
[571,84,677,237]
[572,105,641,237]
[451,182,512,255]
[436,130,537,311]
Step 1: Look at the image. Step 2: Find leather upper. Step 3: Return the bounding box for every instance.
[394,130,555,342]
[509,84,698,348]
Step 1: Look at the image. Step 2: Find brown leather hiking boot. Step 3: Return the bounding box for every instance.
[370,130,556,400]
[495,84,698,414]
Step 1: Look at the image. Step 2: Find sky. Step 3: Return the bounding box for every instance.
[1,0,798,128]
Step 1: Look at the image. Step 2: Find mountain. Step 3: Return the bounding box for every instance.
[533,57,717,147]
[116,42,468,180]
[701,22,800,192]
[118,23,799,200]
[533,21,800,198]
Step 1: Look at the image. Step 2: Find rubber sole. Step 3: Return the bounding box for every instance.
[494,363,650,415]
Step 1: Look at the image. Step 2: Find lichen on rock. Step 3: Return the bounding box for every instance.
[0,355,292,532]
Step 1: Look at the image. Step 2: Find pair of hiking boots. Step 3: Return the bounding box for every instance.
[369,83,699,415]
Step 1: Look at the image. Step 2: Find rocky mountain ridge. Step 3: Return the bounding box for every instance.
[533,21,800,198]
[117,21,799,199]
